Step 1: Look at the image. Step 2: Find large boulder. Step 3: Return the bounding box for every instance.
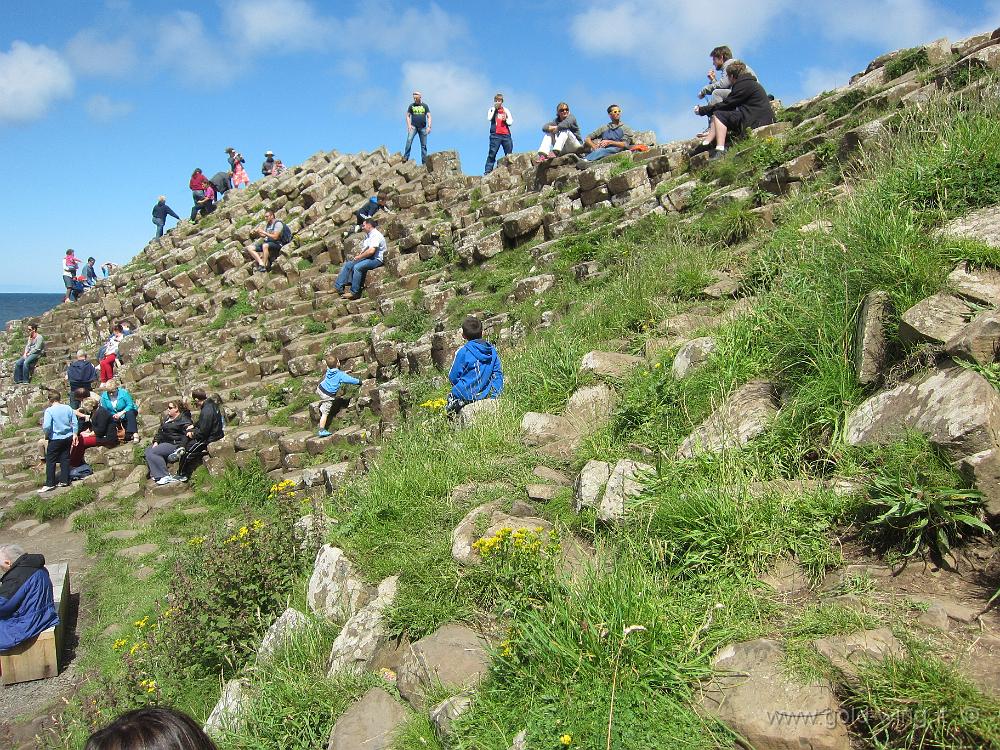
[513,273,555,301]
[700,639,850,750]
[845,367,1000,461]
[563,383,616,432]
[597,459,653,523]
[898,293,974,346]
[451,501,553,566]
[579,351,644,379]
[326,687,410,750]
[520,412,576,447]
[945,308,1000,365]
[948,261,1000,306]
[307,545,376,623]
[503,205,545,239]
[326,575,399,676]
[396,624,491,709]
[574,459,612,512]
[942,209,1000,250]
[677,381,779,458]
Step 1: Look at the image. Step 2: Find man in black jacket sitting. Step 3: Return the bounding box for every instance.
[66,351,98,409]
[694,61,775,160]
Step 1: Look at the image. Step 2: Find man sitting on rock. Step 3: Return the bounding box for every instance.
[579,105,635,166]
[446,316,504,418]
[335,217,386,301]
[245,209,289,273]
[694,61,774,160]
[696,46,757,134]
[13,324,44,384]
[0,544,58,653]
[66,350,98,408]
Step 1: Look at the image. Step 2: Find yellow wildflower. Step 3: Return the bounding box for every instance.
[113,638,128,651]
[134,616,149,629]
[252,519,264,530]
[188,536,205,546]
[238,525,249,538]
[560,734,572,746]
[139,679,157,694]
[654,362,662,369]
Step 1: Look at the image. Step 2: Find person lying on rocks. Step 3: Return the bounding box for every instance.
[70,396,119,469]
[101,380,140,443]
[315,356,361,438]
[146,399,193,486]
[245,209,289,273]
[578,105,635,167]
[693,60,774,161]
[66,350,98,408]
[0,544,58,653]
[13,323,44,384]
[343,194,392,238]
[695,46,757,136]
[335,217,386,301]
[537,102,583,163]
[85,706,219,750]
[446,316,504,418]
[39,391,77,493]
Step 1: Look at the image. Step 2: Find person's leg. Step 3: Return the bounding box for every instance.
[70,433,97,467]
[190,205,200,222]
[335,259,357,293]
[584,146,616,162]
[99,354,115,383]
[485,134,502,174]
[56,439,71,485]
[154,219,165,238]
[713,115,728,150]
[317,397,333,433]
[23,353,39,382]
[145,443,177,480]
[124,410,139,437]
[537,133,555,155]
[500,135,513,160]
[246,241,265,267]
[44,440,57,487]
[403,129,416,160]
[13,357,25,383]
[418,128,428,164]
[349,258,384,296]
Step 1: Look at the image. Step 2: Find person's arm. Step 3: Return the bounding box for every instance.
[426,111,432,132]
[265,222,283,241]
[504,108,512,126]
[585,125,604,149]
[542,118,557,133]
[355,239,376,260]
[406,107,413,131]
[0,577,33,618]
[448,349,465,385]
[42,409,52,439]
[167,206,180,220]
[488,106,496,123]
[619,124,635,147]
[344,373,361,386]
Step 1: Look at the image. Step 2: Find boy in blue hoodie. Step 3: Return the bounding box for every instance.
[316,356,361,437]
[447,316,504,417]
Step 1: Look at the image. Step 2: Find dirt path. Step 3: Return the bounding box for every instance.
[0,515,94,748]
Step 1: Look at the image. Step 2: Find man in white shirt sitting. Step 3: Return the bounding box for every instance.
[335,218,386,301]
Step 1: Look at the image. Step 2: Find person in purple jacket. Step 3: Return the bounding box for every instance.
[0,544,58,652]
[446,316,504,417]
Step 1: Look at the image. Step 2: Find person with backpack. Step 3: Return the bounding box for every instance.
[151,196,180,238]
[446,316,504,417]
[314,356,360,438]
[245,209,291,272]
[485,93,514,174]
[335,217,386,300]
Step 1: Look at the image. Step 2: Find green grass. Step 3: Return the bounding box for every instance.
[883,47,930,82]
[132,344,169,365]
[209,289,255,330]
[383,290,432,341]
[11,484,97,521]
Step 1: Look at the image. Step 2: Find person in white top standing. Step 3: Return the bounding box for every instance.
[335,218,386,300]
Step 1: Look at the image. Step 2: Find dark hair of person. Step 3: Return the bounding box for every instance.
[606,103,620,114]
[462,316,483,341]
[84,707,218,750]
[191,168,202,177]
[727,61,747,80]
[73,387,90,401]
[556,101,569,114]
[167,399,188,413]
[28,323,38,332]
[48,391,61,403]
[113,324,124,334]
[710,45,733,61]
[363,217,378,227]
[191,388,207,402]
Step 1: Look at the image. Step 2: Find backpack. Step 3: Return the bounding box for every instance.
[279,222,293,245]
[70,463,93,481]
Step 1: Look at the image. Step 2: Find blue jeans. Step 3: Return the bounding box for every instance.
[485,134,513,174]
[14,354,39,383]
[585,145,625,162]
[404,127,428,163]
[153,218,165,238]
[336,258,384,295]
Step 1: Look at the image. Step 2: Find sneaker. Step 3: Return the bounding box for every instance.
[59,483,71,488]
[172,474,188,483]
[167,448,185,463]
[156,475,176,485]
[709,149,726,161]
[132,433,140,443]
[255,265,267,273]
[317,429,332,438]
[37,485,56,494]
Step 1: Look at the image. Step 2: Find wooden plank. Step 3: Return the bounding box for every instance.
[0,563,70,685]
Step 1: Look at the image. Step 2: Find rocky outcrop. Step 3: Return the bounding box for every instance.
[326,687,410,750]
[307,545,375,623]
[677,381,780,458]
[326,575,399,676]
[396,624,491,710]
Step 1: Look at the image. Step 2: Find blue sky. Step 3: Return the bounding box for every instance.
[2,0,996,292]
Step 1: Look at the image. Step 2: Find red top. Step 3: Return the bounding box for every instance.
[494,107,510,136]
[189,173,207,190]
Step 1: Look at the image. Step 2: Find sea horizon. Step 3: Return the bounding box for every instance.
[0,292,66,328]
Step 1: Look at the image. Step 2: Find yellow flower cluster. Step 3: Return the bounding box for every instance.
[419,397,447,410]
[499,639,515,658]
[129,641,148,656]
[188,535,206,546]
[472,526,557,558]
[138,679,157,694]
[113,638,128,651]
[269,479,297,496]
[134,616,149,629]
[560,734,572,746]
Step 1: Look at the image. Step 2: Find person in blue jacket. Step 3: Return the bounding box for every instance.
[100,380,140,442]
[447,316,504,417]
[0,544,58,653]
[315,356,361,437]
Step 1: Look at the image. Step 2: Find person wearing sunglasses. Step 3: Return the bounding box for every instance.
[580,104,635,165]
[536,102,583,163]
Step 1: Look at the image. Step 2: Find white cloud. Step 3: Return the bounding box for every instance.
[65,29,137,77]
[570,0,789,78]
[340,3,470,58]
[0,41,74,124]
[155,11,242,85]
[223,0,332,51]
[798,67,852,98]
[85,94,133,122]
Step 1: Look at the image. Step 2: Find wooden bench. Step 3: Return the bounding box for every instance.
[0,563,70,685]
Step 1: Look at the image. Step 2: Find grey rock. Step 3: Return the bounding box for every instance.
[579,350,644,379]
[451,501,501,565]
[510,729,528,750]
[811,628,906,678]
[854,290,893,386]
[672,336,716,379]
[430,693,472,740]
[533,465,571,485]
[204,679,246,737]
[520,412,576,447]
[665,179,699,212]
[564,383,616,432]
[760,557,811,595]
[957,448,1000,516]
[525,484,560,502]
[117,543,160,560]
[326,575,399,675]
[513,273,556,301]
[677,381,780,458]
[945,308,1000,365]
[574,459,612,512]
[942,210,1000,250]
[307,545,375,623]
[598,459,653,523]
[502,205,544,239]
[898,293,973,346]
[845,367,1000,461]
[327,687,410,750]
[396,624,490,709]
[947,260,1000,306]
[700,639,850,750]
[457,398,500,428]
[257,607,310,662]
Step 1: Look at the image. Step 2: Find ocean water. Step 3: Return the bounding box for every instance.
[0,293,65,328]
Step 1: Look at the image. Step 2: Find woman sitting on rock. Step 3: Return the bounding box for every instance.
[101,380,140,443]
[70,396,119,468]
[145,400,193,486]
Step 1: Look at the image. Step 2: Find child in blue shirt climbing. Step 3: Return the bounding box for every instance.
[316,356,361,437]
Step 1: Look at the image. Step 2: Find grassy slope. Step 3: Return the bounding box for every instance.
[47,93,1000,749]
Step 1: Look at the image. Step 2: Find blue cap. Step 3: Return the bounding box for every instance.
[370,196,378,203]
